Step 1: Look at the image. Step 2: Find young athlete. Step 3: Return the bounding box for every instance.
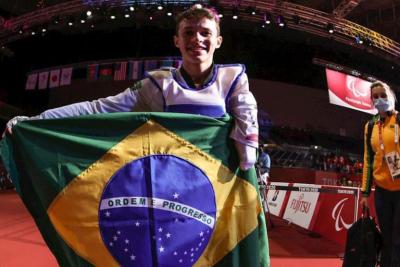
[5,5,259,170]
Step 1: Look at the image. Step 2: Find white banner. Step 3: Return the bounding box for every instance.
[266,182,289,217]
[25,73,38,90]
[282,183,321,229]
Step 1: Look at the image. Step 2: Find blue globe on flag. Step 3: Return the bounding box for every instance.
[99,154,217,266]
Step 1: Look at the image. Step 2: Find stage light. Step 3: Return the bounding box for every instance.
[68,17,75,26]
[86,10,92,17]
[167,12,172,16]
[52,16,60,25]
[41,26,47,33]
[31,30,36,35]
[327,23,334,34]
[276,15,285,27]
[364,37,373,46]
[110,15,116,20]
[18,28,23,34]
[157,5,163,11]
[125,13,130,18]
[232,8,238,20]
[246,7,256,16]
[355,36,363,44]
[129,6,135,12]
[80,14,86,24]
[264,13,272,24]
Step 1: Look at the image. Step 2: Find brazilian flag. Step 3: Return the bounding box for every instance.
[0,113,270,267]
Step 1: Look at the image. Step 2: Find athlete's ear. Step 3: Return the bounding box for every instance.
[216,36,223,49]
[174,35,180,48]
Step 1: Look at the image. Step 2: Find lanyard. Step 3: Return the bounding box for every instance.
[378,117,399,150]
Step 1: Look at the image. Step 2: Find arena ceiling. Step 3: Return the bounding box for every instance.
[0,0,398,38]
[0,0,399,41]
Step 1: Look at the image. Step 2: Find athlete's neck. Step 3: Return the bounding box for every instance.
[181,62,213,87]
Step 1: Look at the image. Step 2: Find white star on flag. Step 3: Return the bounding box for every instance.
[130,254,136,261]
[135,221,140,227]
[166,233,171,238]
[125,239,129,244]
[105,211,111,217]
[158,227,163,232]
[124,248,128,252]
[199,231,204,237]
[159,246,165,252]
[113,236,118,241]
[173,192,179,199]
[173,251,178,255]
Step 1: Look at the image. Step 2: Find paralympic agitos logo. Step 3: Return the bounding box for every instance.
[331,198,352,231]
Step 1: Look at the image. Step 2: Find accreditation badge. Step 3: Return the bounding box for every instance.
[384,151,400,180]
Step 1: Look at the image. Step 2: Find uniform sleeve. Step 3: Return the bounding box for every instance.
[33,78,164,120]
[227,73,259,148]
[361,122,374,196]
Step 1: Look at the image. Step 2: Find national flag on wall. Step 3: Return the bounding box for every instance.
[87,64,99,81]
[49,69,61,88]
[159,59,174,68]
[1,113,270,267]
[60,67,73,86]
[128,60,143,80]
[25,73,38,90]
[173,59,182,68]
[143,60,159,72]
[113,62,127,81]
[38,71,49,90]
[98,63,113,80]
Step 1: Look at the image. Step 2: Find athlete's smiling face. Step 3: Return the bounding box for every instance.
[174,17,222,67]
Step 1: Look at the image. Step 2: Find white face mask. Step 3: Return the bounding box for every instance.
[374,98,391,112]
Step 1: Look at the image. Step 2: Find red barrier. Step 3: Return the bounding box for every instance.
[265,183,377,248]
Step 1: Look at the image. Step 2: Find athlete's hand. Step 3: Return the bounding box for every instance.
[2,116,30,138]
[360,196,369,210]
[235,142,257,171]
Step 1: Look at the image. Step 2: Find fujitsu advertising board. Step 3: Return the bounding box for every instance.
[282,184,321,229]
